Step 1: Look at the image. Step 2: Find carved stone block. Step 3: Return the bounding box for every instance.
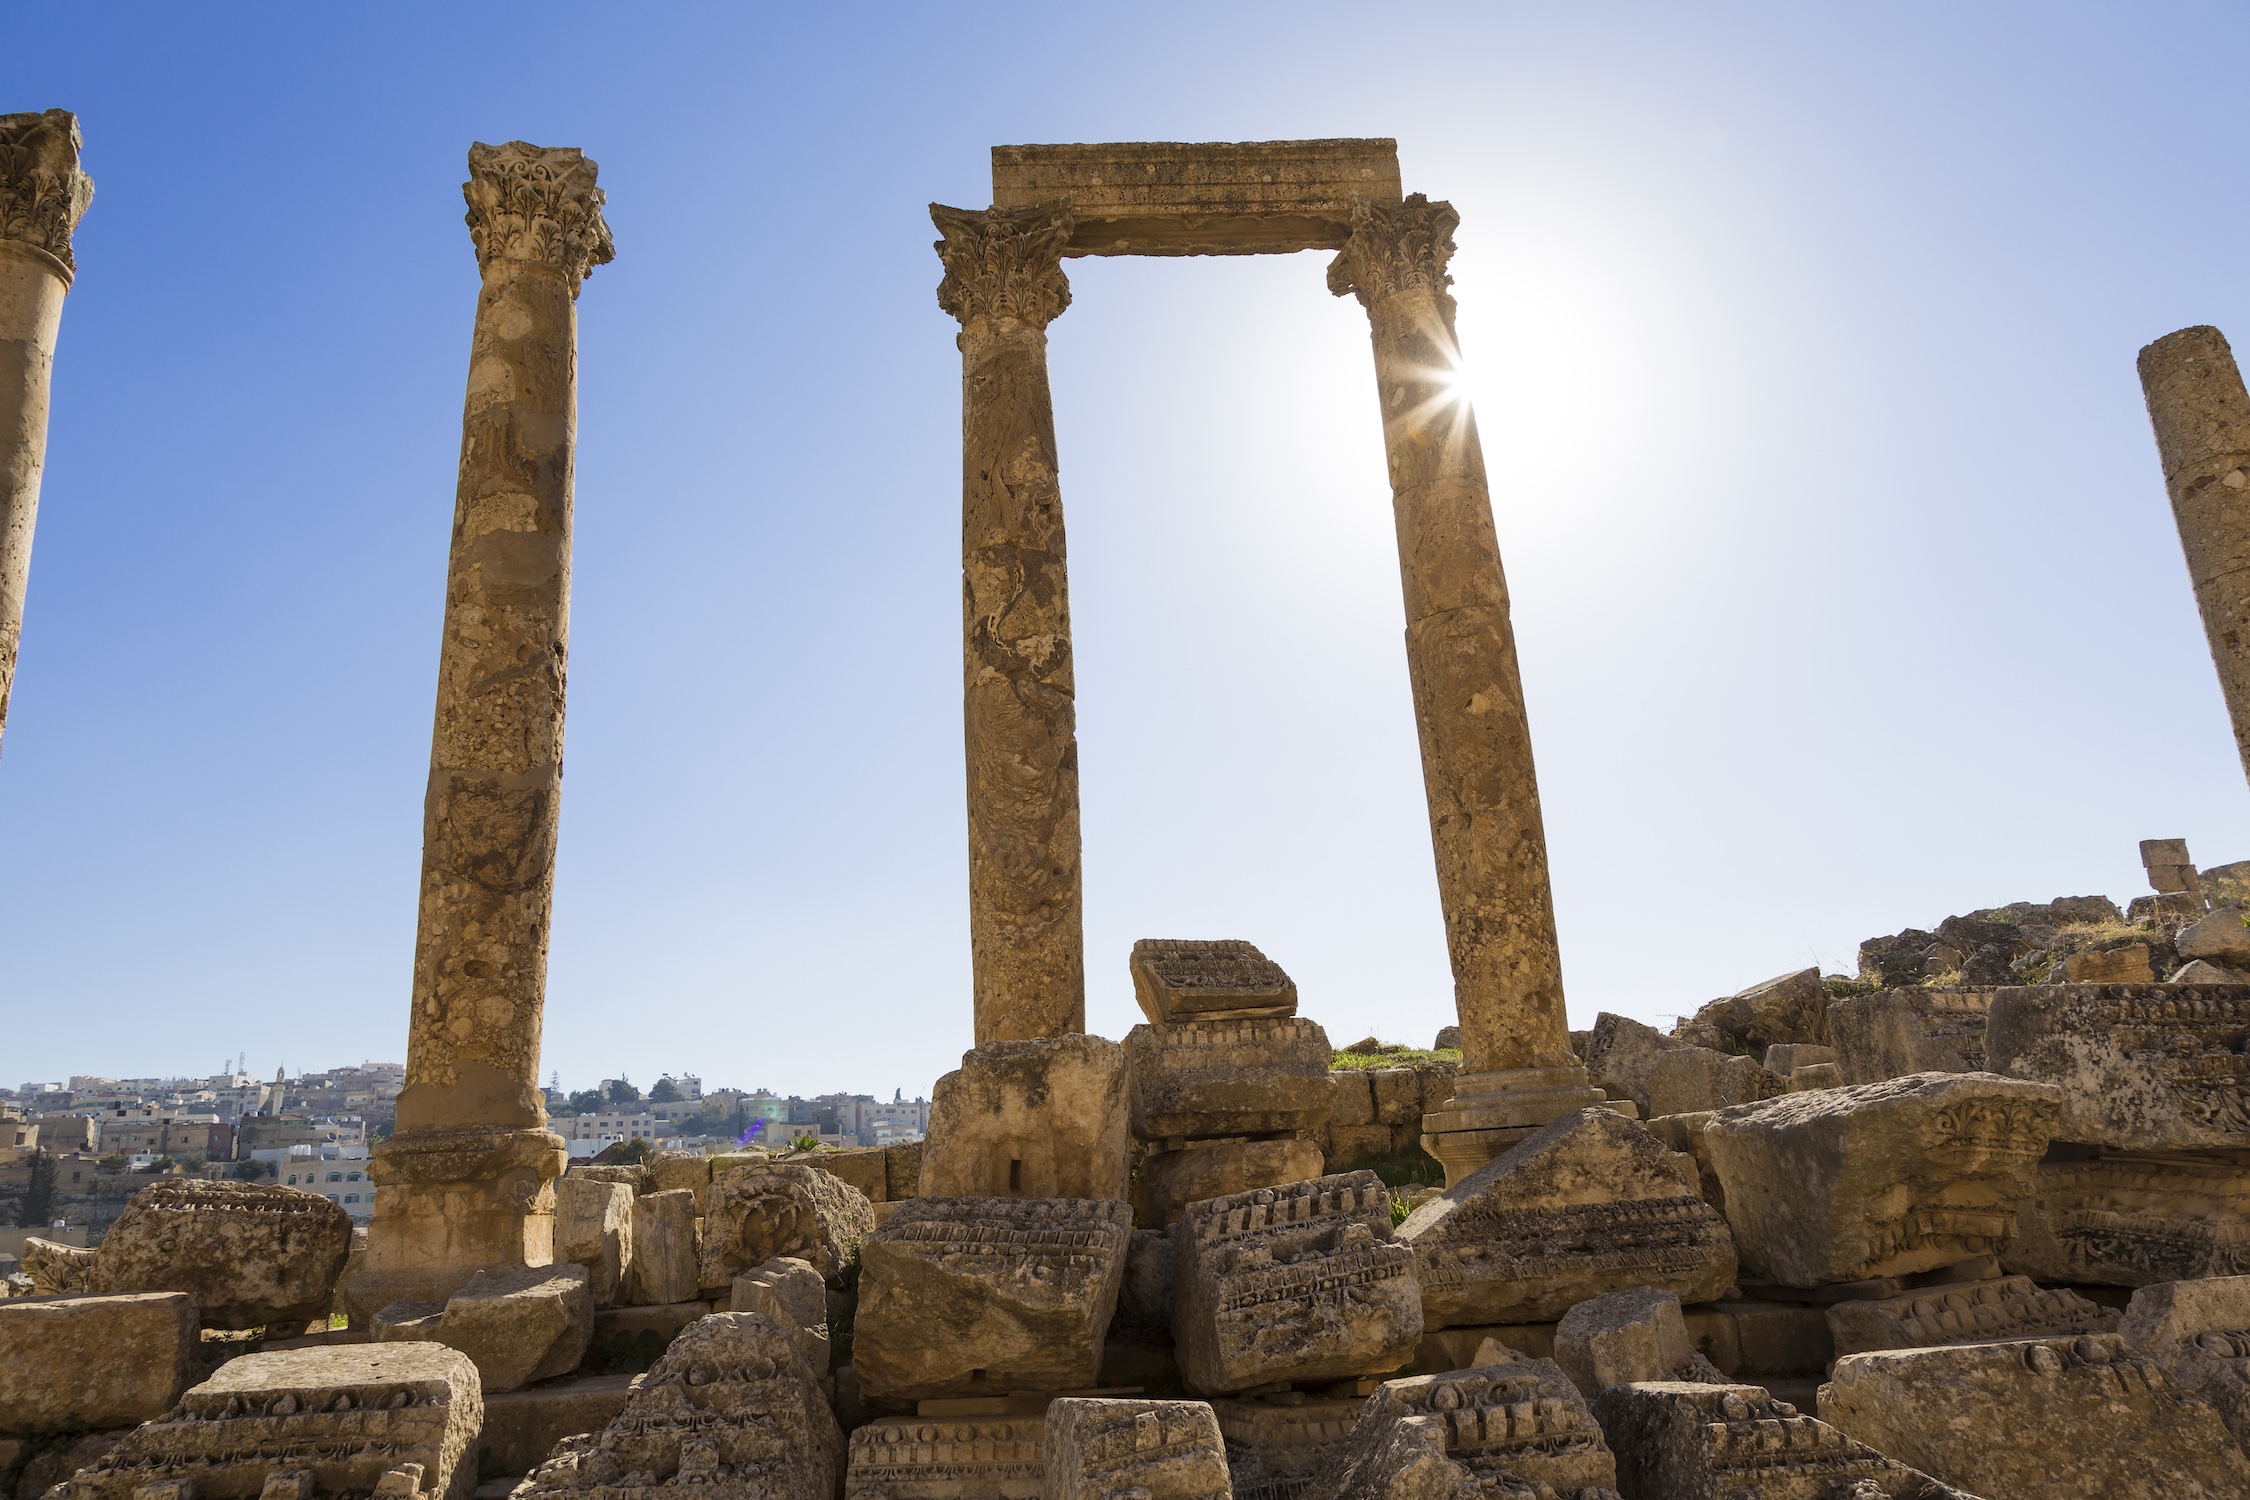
[1826,1273,2116,1356]
[1394,1109,1733,1328]
[2120,1274,2250,1454]
[1552,1288,1724,1396]
[554,1175,635,1309]
[699,1161,874,1295]
[1702,1072,2059,1286]
[86,1179,354,1329]
[1172,1171,1421,1395]
[515,1312,841,1500]
[1137,1137,1326,1228]
[2002,1148,2250,1284]
[1128,939,1299,1023]
[1306,1358,1619,1500]
[1987,982,2250,1149]
[1126,1018,1334,1140]
[1821,1334,2250,1498]
[1827,987,1994,1085]
[631,1189,702,1306]
[22,1234,96,1294]
[1594,1381,1972,1500]
[920,1036,1130,1201]
[1043,1399,1230,1500]
[61,1343,483,1500]
[853,1197,1131,1402]
[0,1292,197,1437]
[844,1415,1044,1500]
[1213,1398,1361,1500]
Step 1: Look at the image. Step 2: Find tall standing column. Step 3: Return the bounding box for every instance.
[2140,325,2250,788]
[349,142,613,1321]
[1329,193,1607,1185]
[0,109,92,758]
[932,203,1088,1044]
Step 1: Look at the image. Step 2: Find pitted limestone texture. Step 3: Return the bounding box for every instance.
[1671,967,1832,1054]
[87,1179,354,1329]
[633,1189,702,1306]
[370,1263,591,1393]
[1594,1381,1973,1500]
[728,1256,829,1375]
[0,1291,196,1437]
[1828,988,1995,1085]
[1213,1397,1363,1500]
[699,1161,874,1294]
[1702,1072,2060,1287]
[919,1035,1129,1201]
[1129,938,1299,1024]
[1551,1288,1725,1397]
[2119,1274,2250,1454]
[1137,1137,1326,1229]
[555,1175,635,1309]
[1986,982,2250,1150]
[1393,1109,1733,1329]
[1581,1014,1785,1120]
[1171,1171,1421,1395]
[1826,1273,2115,1357]
[60,1343,484,1500]
[853,1196,1131,1402]
[1043,1398,1230,1500]
[1305,1358,1620,1500]
[23,1234,96,1293]
[514,1312,841,1500]
[1126,1017,1334,1140]
[1821,1333,2250,1499]
[2001,1148,2250,1285]
[844,1414,1045,1500]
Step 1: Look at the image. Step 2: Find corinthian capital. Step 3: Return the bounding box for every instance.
[932,203,1075,330]
[1327,193,1458,311]
[0,109,94,280]
[463,141,615,291]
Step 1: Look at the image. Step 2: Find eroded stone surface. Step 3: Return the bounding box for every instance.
[1126,1018,1334,1140]
[1552,1288,1723,1396]
[854,1197,1130,1401]
[632,1189,702,1306]
[1826,1273,2116,1356]
[1044,1399,1229,1500]
[699,1162,873,1293]
[1129,939,1299,1023]
[1172,1172,1420,1395]
[0,1291,196,1437]
[87,1180,353,1329]
[372,1263,591,1393]
[23,1235,95,1294]
[1307,1358,1619,1500]
[920,1035,1129,1201]
[1673,967,1832,1054]
[1828,987,1994,1086]
[555,1176,635,1309]
[515,1312,841,1500]
[1703,1072,2059,1287]
[62,1343,483,1500]
[1987,982,2250,1150]
[2002,1148,2250,1285]
[729,1256,829,1375]
[1394,1109,1733,1328]
[1821,1333,2250,1499]
[2119,1274,2250,1453]
[1138,1137,1326,1229]
[1582,1014,1784,1119]
[844,1415,1044,1500]
[1595,1381,1971,1500]
[1214,1398,1361,1500]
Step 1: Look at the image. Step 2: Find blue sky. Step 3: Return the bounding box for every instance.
[6,4,2250,1098]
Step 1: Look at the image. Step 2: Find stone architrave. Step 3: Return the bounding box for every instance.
[1171,1171,1422,1395]
[631,1189,702,1306]
[1212,1398,1362,1500]
[932,200,1084,1044]
[1392,1109,1734,1329]
[60,1343,484,1500]
[919,1035,1129,1201]
[1129,938,1299,1023]
[1826,1273,2116,1357]
[1125,1017,1334,1139]
[845,1416,1045,1500]
[372,1262,591,1393]
[2120,1275,2250,1453]
[514,1312,842,1500]
[1986,982,2250,1150]
[1044,1399,1230,1500]
[1820,1334,2250,1499]
[1701,1072,2060,1287]
[351,142,612,1321]
[0,108,92,754]
[1594,1382,1972,1500]
[1306,1358,1619,1500]
[2135,331,2250,784]
[87,1179,354,1329]
[699,1161,875,1293]
[1137,1137,1326,1229]
[1826,988,1994,1085]
[0,1291,196,1437]
[1552,1287,1725,1397]
[854,1196,1131,1401]
[554,1175,634,1308]
[1328,196,1608,1188]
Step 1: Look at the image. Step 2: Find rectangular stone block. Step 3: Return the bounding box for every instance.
[1043,1399,1229,1500]
[61,1343,483,1500]
[553,1176,634,1309]
[1327,1071,1376,1127]
[88,1180,355,1330]
[1171,1170,1421,1394]
[700,1160,875,1294]
[585,1300,712,1375]
[646,1151,711,1212]
[1323,1124,1391,1169]
[2120,1274,2250,1453]
[1126,938,1297,1024]
[1826,1273,2116,1356]
[1136,1136,1324,1228]
[789,1146,887,1204]
[629,1188,701,1306]
[0,1292,197,1436]
[1317,1359,1618,1499]
[730,1255,829,1373]
[1826,987,1993,1085]
[475,1372,638,1478]
[884,1140,923,1202]
[1126,1018,1333,1139]
[1596,1381,1970,1500]
[1553,1287,1720,1395]
[845,1415,1044,1500]
[1988,982,2250,1149]
[921,1036,1130,1202]
[854,1197,1131,1402]
[991,140,1401,258]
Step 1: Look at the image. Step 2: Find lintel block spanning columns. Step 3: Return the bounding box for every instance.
[348,141,612,1321]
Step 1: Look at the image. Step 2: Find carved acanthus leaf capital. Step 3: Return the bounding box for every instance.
[463,141,615,291]
[932,202,1075,330]
[1327,192,1458,311]
[0,109,94,279]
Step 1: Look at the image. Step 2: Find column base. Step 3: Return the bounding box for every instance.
[1418,1066,1634,1187]
[343,1124,566,1325]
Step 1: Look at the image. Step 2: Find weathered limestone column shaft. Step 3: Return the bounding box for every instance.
[2140,325,2250,787]
[0,109,91,758]
[1330,193,1606,1183]
[932,202,1086,1043]
[351,142,612,1320]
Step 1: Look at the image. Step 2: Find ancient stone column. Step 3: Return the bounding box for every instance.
[0,109,92,758]
[2140,325,2250,788]
[349,141,612,1320]
[1329,193,1606,1185]
[932,202,1086,1043]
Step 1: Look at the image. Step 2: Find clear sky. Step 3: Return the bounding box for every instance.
[6,4,2250,1099]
